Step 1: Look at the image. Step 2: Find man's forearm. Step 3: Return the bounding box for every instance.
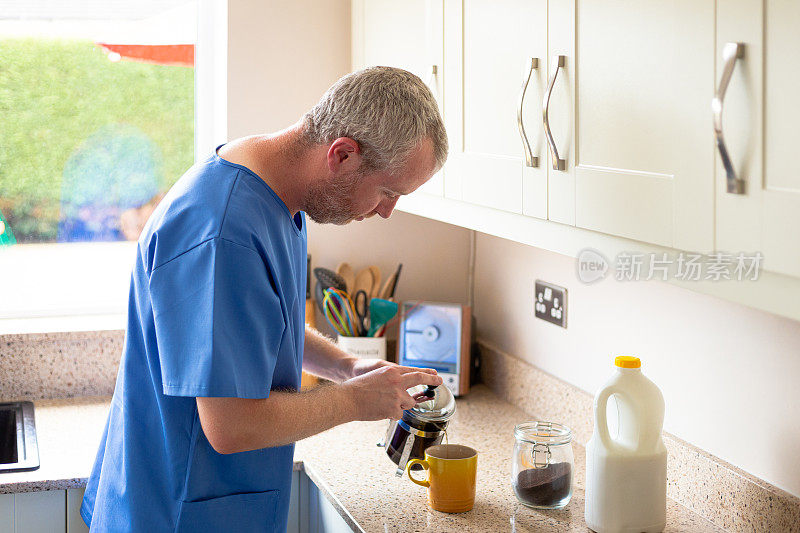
[197,384,355,453]
[198,361,443,454]
[302,326,357,382]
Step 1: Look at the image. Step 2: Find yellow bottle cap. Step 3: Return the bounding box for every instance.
[615,356,641,368]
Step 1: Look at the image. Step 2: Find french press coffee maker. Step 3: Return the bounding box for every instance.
[383,384,456,475]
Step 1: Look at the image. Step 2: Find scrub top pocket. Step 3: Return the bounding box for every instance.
[175,490,279,532]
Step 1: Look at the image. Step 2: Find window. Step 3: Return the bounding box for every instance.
[0,1,206,329]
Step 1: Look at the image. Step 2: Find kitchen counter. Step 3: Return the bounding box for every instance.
[0,388,723,532]
[0,396,109,494]
[294,386,723,533]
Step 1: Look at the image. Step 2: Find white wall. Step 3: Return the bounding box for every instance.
[307,212,472,337]
[226,0,352,138]
[473,232,800,497]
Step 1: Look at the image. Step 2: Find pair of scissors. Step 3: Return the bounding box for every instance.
[354,290,369,336]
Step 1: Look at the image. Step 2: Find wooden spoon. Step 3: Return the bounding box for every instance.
[379,272,396,300]
[368,265,381,298]
[353,267,374,297]
[379,264,403,300]
[336,262,355,293]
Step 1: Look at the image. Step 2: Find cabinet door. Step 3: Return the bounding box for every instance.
[444,0,548,218]
[67,488,90,533]
[717,0,800,278]
[353,0,445,196]
[0,494,12,531]
[307,475,355,533]
[15,490,66,533]
[287,470,299,533]
[565,0,715,249]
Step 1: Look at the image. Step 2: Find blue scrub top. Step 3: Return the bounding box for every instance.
[81,147,307,532]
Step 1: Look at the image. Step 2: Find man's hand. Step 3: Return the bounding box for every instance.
[349,357,395,378]
[341,364,443,421]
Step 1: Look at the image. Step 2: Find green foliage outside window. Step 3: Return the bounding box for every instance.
[0,38,194,243]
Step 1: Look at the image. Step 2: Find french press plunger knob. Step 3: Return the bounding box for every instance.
[423,385,438,399]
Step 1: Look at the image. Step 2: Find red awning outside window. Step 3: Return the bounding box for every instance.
[97,43,194,67]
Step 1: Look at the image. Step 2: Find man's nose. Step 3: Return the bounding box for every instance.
[376,197,399,219]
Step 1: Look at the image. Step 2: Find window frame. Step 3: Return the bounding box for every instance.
[0,0,228,333]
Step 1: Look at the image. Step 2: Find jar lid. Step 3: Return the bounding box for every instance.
[406,384,456,422]
[514,421,572,445]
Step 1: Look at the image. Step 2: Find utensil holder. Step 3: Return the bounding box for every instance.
[337,335,387,360]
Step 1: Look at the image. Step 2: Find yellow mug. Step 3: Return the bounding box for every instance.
[406,444,478,513]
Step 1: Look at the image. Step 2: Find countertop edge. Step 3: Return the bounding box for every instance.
[0,477,88,495]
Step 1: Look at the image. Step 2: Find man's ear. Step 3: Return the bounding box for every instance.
[327,137,362,173]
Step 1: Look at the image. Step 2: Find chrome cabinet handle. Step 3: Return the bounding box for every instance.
[713,42,745,194]
[543,55,567,171]
[426,65,439,100]
[517,57,539,167]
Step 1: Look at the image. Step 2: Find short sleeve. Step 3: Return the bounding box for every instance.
[149,238,286,398]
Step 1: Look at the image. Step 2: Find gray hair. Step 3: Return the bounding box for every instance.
[302,66,448,173]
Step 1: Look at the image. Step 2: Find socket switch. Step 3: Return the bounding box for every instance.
[534,280,567,328]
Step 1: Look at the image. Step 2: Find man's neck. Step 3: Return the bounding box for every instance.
[219,124,323,214]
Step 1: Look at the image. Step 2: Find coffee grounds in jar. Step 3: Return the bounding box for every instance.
[514,462,572,507]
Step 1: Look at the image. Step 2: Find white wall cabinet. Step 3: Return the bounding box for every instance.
[568,0,716,250]
[352,0,445,197]
[443,0,548,218]
[353,0,800,321]
[716,0,800,279]
[443,0,716,244]
[451,0,717,240]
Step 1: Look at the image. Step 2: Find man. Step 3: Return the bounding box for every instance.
[80,66,448,532]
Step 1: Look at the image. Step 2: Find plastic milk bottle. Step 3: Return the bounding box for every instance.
[585,356,667,533]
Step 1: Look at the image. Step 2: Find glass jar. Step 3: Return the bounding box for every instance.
[511,421,574,509]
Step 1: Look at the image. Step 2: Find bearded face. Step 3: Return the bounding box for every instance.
[302,169,367,225]
[302,138,437,224]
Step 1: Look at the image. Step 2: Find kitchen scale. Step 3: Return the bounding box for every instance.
[398,301,471,396]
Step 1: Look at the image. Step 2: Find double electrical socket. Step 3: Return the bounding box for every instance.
[534,280,567,328]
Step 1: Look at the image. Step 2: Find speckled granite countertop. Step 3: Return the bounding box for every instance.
[294,386,723,533]
[0,388,723,532]
[0,396,110,494]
